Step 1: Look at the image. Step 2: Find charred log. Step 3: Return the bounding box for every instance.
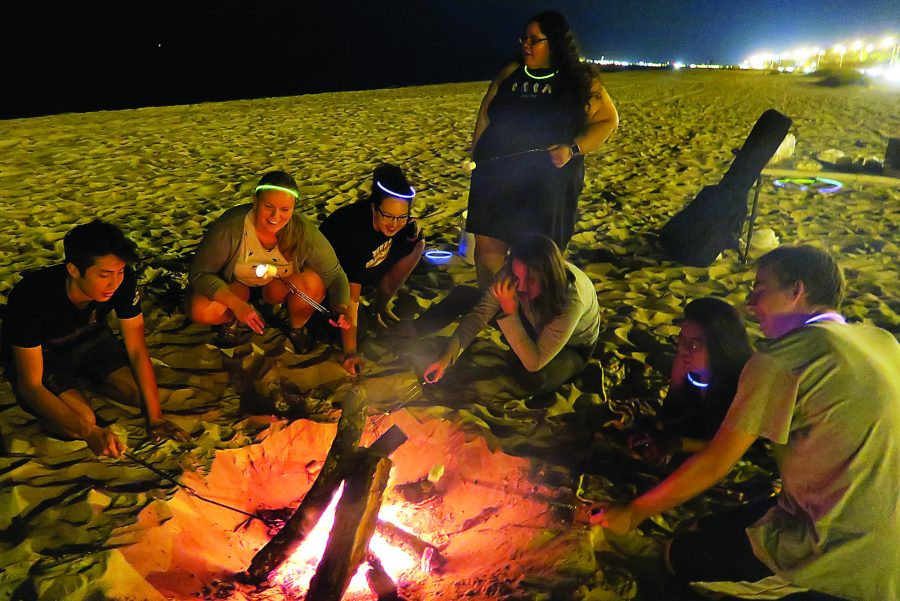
[306,454,393,600]
[243,382,367,583]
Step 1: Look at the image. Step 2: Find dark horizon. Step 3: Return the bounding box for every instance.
[3,0,897,120]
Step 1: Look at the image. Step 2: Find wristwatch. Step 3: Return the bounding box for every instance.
[569,142,581,157]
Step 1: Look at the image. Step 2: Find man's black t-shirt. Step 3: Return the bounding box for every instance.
[319,200,418,285]
[1,264,141,357]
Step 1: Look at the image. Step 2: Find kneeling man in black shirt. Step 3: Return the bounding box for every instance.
[1,220,189,457]
[320,164,425,343]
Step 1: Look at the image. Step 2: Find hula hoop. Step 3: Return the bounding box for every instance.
[772,177,843,193]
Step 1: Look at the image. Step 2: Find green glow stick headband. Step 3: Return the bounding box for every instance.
[255,184,299,198]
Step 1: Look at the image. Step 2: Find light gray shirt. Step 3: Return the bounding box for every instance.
[448,263,599,371]
[723,321,900,601]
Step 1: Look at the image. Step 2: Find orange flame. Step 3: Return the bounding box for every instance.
[270,484,428,598]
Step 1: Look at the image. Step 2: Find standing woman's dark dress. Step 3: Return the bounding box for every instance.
[467,66,585,249]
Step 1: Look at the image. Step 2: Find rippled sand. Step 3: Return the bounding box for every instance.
[1,70,897,600]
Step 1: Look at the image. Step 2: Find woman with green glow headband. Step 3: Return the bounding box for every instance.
[187,171,359,374]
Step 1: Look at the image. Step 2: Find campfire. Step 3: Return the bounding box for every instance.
[119,381,587,600]
[266,481,442,599]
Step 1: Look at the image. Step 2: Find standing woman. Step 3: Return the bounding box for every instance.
[188,171,360,374]
[467,10,618,287]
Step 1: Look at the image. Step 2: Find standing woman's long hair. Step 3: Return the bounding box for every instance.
[529,11,599,127]
[507,234,573,328]
[682,297,753,402]
[254,170,304,260]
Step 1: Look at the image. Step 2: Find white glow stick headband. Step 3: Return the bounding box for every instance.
[376,180,415,199]
[255,184,299,198]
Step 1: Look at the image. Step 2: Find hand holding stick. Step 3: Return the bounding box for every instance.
[461,148,547,173]
[255,263,339,322]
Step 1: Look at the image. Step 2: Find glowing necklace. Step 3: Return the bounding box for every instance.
[687,372,709,389]
[524,66,557,80]
[804,312,846,325]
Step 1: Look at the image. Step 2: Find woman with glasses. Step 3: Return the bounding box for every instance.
[319,164,425,343]
[628,297,753,465]
[422,234,599,402]
[187,170,359,373]
[466,10,619,287]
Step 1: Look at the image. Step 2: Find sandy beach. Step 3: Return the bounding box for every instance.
[1,70,898,600]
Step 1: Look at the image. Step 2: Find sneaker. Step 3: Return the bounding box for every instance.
[212,319,249,348]
[288,327,316,354]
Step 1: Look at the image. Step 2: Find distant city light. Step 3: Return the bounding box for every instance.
[585,58,723,70]
[741,33,898,82]
[583,33,896,83]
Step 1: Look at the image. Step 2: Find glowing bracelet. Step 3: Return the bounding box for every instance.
[424,250,453,264]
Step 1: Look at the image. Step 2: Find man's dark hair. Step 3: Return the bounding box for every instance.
[63,220,139,273]
[758,245,845,309]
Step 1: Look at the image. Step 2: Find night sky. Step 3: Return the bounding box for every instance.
[3,0,897,118]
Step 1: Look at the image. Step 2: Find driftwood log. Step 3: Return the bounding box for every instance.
[244,382,368,583]
[306,454,393,600]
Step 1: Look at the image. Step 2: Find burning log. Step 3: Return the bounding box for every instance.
[375,519,447,573]
[305,453,393,600]
[244,382,368,583]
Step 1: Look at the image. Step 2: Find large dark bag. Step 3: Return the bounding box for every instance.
[659,109,793,267]
[659,183,747,267]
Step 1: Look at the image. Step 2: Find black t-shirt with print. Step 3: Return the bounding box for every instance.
[1,263,141,357]
[319,200,418,285]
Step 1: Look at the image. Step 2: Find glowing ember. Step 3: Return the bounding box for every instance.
[270,484,426,598]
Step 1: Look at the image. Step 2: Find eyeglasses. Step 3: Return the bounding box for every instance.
[375,207,410,225]
[518,35,548,47]
[675,337,706,354]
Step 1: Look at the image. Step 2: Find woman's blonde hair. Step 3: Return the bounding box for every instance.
[253,170,304,260]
